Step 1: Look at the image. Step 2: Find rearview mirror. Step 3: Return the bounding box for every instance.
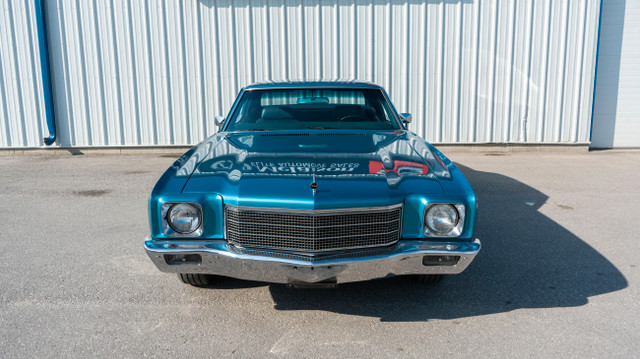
[215,116,225,127]
[400,113,412,124]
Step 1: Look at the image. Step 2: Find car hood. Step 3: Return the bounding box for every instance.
[179,131,451,209]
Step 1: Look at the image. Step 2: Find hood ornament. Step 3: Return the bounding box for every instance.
[310,173,318,195]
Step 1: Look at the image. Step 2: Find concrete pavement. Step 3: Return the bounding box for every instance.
[0,150,638,358]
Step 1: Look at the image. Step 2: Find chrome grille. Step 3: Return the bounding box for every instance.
[225,205,402,252]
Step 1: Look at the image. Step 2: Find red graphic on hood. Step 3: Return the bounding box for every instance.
[369,160,429,177]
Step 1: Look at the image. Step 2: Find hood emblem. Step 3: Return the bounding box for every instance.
[310,174,318,195]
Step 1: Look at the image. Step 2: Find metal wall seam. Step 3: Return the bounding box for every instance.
[0,0,600,148]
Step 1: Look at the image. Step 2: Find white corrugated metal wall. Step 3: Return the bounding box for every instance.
[0,0,48,147]
[0,0,601,148]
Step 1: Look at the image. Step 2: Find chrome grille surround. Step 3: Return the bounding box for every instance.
[225,204,402,254]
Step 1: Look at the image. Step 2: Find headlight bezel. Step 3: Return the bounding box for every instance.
[423,203,465,237]
[161,202,203,236]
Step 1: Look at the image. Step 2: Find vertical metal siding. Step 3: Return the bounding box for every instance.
[0,0,600,147]
[0,0,47,147]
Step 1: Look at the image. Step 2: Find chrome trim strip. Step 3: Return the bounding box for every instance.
[224,203,402,215]
[227,244,397,261]
[144,238,481,284]
[229,239,400,254]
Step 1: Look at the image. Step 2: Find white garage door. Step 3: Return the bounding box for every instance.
[591,0,640,148]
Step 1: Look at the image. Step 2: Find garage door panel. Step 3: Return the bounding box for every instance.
[590,115,616,148]
[592,0,640,147]
[593,86,619,115]
[610,116,640,147]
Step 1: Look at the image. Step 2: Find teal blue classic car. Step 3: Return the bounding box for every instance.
[144,82,480,287]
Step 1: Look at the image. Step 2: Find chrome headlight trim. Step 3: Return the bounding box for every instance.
[161,202,203,237]
[423,203,465,237]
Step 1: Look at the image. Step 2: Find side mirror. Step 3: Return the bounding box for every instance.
[400,113,412,124]
[215,116,225,128]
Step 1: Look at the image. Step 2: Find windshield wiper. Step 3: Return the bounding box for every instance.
[235,129,266,132]
[307,126,336,130]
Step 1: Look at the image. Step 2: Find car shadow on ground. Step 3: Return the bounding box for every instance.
[263,163,628,321]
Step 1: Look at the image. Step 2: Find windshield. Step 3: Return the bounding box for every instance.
[224,88,401,132]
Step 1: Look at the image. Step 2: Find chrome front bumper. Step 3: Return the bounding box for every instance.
[144,238,481,284]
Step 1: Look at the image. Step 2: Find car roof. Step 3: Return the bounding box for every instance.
[243,80,384,91]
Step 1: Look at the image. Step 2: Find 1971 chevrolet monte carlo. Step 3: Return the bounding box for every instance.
[144,82,481,287]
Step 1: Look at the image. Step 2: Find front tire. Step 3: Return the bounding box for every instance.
[178,273,216,287]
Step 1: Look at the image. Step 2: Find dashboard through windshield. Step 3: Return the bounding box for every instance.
[224,88,402,132]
